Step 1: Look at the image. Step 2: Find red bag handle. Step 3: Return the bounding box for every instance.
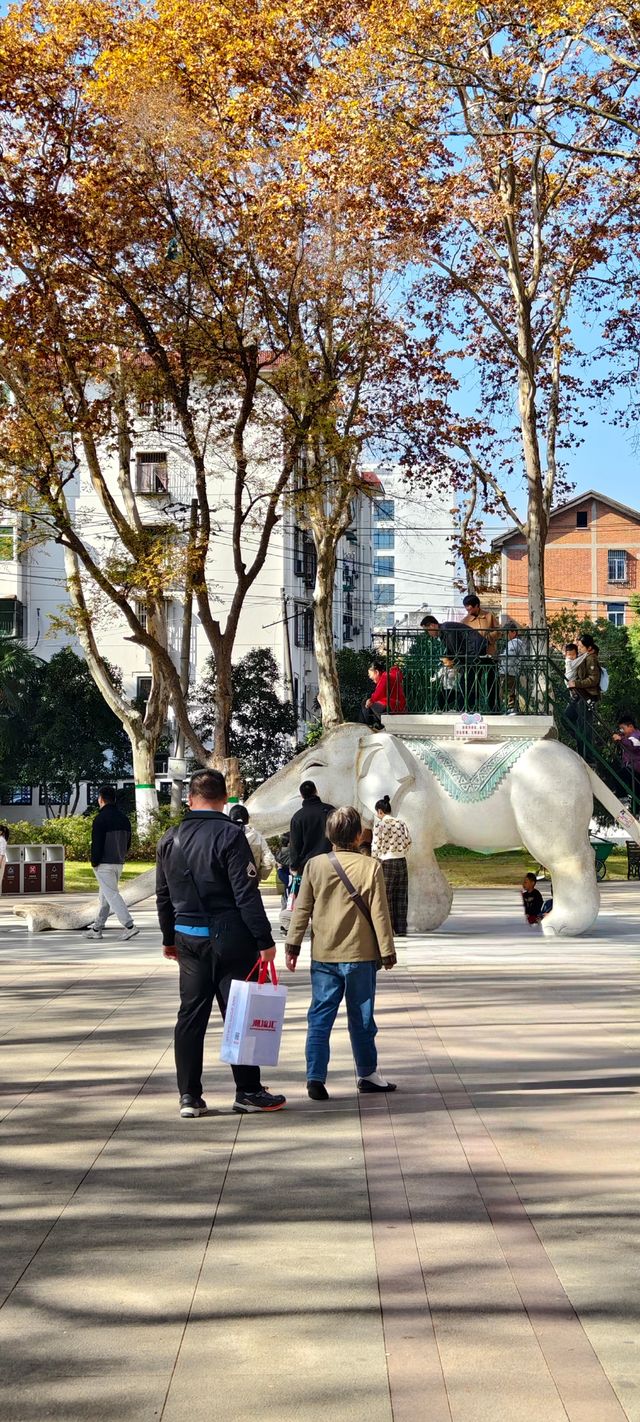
[246,957,279,987]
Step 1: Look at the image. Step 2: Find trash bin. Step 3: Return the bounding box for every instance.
[23,845,45,894]
[1,845,24,895]
[45,845,65,893]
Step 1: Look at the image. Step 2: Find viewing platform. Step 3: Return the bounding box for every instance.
[382,713,556,741]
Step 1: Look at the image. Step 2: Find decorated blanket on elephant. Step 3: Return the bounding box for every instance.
[407,738,536,802]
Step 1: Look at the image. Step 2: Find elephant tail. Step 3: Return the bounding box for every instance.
[586,766,640,847]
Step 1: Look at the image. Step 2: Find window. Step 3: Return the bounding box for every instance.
[0,598,24,638]
[576,510,588,529]
[154,754,168,775]
[607,602,625,627]
[374,499,395,521]
[374,582,395,606]
[135,452,169,494]
[608,549,628,584]
[39,785,71,807]
[294,604,314,650]
[137,675,152,706]
[134,600,148,631]
[293,452,308,492]
[293,525,304,576]
[375,555,394,578]
[86,784,100,806]
[0,525,14,560]
[0,786,32,805]
[303,536,317,589]
[138,395,176,428]
[374,529,394,550]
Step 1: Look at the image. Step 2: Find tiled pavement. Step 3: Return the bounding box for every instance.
[0,885,639,1422]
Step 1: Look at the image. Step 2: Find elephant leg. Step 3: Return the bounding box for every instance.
[406,846,453,934]
[513,811,599,938]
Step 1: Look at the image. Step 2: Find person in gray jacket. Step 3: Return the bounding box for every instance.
[85,786,138,941]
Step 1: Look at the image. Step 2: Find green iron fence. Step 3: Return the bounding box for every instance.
[385,626,550,717]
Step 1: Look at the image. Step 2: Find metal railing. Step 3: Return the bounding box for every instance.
[385,626,550,717]
[548,664,639,817]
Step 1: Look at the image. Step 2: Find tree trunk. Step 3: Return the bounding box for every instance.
[515,298,548,628]
[211,641,243,799]
[170,732,185,815]
[131,736,158,833]
[526,497,547,628]
[313,539,343,729]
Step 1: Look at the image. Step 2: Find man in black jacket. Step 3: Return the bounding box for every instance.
[157,768,286,1118]
[289,781,335,874]
[85,786,138,942]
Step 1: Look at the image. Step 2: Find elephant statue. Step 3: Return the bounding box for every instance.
[246,723,601,937]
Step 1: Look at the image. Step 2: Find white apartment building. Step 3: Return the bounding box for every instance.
[0,394,377,815]
[371,473,457,637]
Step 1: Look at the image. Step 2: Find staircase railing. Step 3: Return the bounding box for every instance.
[548,662,639,817]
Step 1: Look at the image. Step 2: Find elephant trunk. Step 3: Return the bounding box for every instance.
[244,802,292,837]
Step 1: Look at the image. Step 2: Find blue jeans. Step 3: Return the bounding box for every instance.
[306,960,378,1083]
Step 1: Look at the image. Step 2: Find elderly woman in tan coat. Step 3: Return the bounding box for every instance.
[285,805,397,1101]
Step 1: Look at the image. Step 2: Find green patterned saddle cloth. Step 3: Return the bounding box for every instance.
[407,738,534,802]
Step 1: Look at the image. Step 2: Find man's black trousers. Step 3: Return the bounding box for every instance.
[174,911,262,1098]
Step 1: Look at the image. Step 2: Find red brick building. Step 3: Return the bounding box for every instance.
[491,490,640,626]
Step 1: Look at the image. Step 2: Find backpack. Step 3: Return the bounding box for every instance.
[600,666,609,694]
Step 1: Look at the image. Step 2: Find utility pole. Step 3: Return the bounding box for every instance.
[170,498,198,813]
[281,588,295,709]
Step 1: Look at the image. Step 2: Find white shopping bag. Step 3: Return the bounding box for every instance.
[220,960,287,1068]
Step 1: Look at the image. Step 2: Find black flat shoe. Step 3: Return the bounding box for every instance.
[307,1080,329,1101]
[357,1078,397,1093]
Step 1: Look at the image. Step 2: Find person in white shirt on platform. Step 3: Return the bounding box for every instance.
[371,796,412,935]
[0,825,8,891]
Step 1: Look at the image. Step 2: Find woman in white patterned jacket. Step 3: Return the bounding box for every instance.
[371,796,412,935]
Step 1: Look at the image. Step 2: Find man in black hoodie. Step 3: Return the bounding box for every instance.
[85,786,138,941]
[289,781,335,874]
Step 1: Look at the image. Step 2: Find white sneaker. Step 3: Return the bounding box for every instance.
[84,927,103,940]
[122,925,139,941]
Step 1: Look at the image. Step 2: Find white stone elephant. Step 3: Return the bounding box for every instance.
[246,723,600,937]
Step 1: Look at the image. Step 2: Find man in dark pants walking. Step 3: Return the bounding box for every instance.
[156,769,286,1118]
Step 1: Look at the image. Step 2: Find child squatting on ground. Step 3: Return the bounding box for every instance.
[521,872,553,925]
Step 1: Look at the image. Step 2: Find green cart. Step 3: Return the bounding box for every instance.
[591,838,615,882]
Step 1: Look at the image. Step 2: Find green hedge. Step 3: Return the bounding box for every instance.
[7,806,185,862]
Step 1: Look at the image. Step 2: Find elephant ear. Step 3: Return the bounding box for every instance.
[357,733,415,817]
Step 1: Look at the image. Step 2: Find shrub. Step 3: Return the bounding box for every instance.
[131,805,186,859]
[7,804,187,863]
[7,816,93,860]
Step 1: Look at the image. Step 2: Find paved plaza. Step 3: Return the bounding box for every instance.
[1,885,639,1422]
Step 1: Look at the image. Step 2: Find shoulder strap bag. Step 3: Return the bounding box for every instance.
[327,850,380,957]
